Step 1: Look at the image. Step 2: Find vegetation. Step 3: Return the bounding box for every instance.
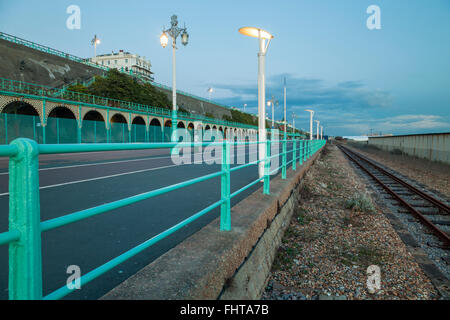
[345,193,376,213]
[68,69,170,109]
[223,109,257,126]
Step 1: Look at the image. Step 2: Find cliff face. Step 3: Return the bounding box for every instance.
[154,86,235,121]
[0,39,104,88]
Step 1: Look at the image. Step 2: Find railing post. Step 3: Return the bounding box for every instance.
[4,113,7,144]
[220,140,231,231]
[56,117,60,144]
[42,100,46,144]
[282,137,286,179]
[263,139,271,195]
[8,138,42,300]
[292,139,297,171]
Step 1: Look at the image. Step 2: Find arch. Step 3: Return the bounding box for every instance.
[132,116,145,125]
[177,121,185,129]
[110,113,128,143]
[149,118,163,143]
[2,101,39,116]
[110,113,127,124]
[82,110,107,143]
[187,123,195,130]
[150,118,162,127]
[205,125,211,131]
[83,110,105,122]
[47,106,77,144]
[48,106,76,119]
[1,101,42,143]
[45,102,78,123]
[163,119,172,143]
[131,116,146,143]
[0,97,43,124]
[131,114,148,127]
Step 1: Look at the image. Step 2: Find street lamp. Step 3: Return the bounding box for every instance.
[91,35,101,57]
[207,87,213,101]
[292,112,297,134]
[283,77,287,137]
[315,120,320,140]
[239,27,274,179]
[160,15,189,143]
[305,109,314,140]
[321,126,323,140]
[267,96,278,129]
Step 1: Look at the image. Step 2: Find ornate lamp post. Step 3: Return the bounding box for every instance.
[160,15,189,143]
[239,27,274,179]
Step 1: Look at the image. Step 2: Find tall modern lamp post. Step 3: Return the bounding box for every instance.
[267,96,278,129]
[239,27,274,179]
[305,109,314,140]
[160,15,189,143]
[91,35,101,57]
[292,112,297,134]
[283,77,287,137]
[315,120,320,140]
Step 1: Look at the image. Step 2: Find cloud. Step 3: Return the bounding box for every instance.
[330,114,450,135]
[210,74,448,136]
[213,74,393,113]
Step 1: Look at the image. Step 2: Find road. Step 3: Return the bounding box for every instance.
[0,142,297,299]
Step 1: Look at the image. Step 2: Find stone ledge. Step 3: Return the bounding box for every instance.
[101,147,324,300]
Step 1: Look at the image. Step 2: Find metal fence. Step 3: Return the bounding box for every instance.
[0,77,257,131]
[0,137,325,300]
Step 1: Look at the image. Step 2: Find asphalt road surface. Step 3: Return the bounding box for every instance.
[0,142,297,300]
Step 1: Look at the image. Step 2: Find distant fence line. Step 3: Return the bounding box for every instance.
[368,133,450,164]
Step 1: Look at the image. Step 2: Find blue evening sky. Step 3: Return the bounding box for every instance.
[1,0,449,136]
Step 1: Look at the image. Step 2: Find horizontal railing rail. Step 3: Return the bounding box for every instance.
[0,137,325,300]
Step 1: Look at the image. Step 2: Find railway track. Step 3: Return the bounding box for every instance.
[338,145,450,248]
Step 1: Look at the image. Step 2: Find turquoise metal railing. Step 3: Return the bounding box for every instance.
[0,137,326,300]
[0,77,257,131]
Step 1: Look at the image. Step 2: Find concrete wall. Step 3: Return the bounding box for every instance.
[368,133,450,164]
[101,148,324,300]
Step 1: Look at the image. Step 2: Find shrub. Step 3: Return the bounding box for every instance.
[345,193,376,213]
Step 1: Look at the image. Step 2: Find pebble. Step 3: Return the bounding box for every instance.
[261,144,440,301]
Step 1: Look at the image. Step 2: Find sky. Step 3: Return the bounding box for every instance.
[1,0,449,136]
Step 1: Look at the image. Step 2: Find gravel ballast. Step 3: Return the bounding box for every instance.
[262,143,440,300]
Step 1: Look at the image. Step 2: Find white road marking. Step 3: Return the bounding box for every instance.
[0,150,261,197]
[0,150,212,175]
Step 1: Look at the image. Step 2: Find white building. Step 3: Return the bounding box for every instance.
[90,50,154,81]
